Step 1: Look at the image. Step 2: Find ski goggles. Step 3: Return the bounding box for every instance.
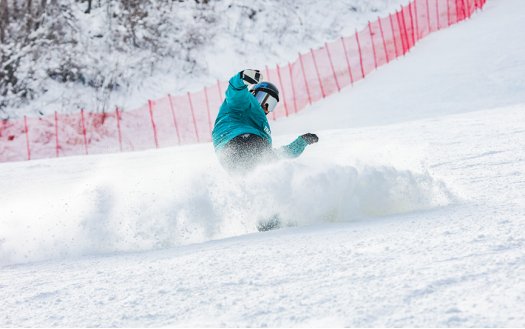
[254,90,278,113]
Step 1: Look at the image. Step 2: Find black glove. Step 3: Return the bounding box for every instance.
[240,69,262,86]
[301,133,319,145]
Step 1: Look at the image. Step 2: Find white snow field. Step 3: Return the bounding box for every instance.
[1,0,525,327]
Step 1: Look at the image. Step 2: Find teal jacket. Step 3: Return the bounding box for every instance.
[212,73,308,158]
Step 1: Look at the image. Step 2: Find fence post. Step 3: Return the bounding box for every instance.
[355,30,366,79]
[377,17,390,63]
[340,37,354,85]
[447,0,451,27]
[408,3,416,46]
[115,106,123,152]
[395,11,404,54]
[187,92,200,142]
[310,48,326,98]
[464,0,471,18]
[389,13,400,59]
[413,0,420,41]
[24,115,31,160]
[147,100,159,148]
[216,80,223,103]
[368,21,378,70]
[204,86,213,132]
[265,65,276,121]
[436,0,441,30]
[81,109,88,155]
[425,0,431,33]
[276,64,289,116]
[298,52,312,105]
[167,94,181,145]
[54,111,60,158]
[454,0,459,23]
[264,65,270,81]
[324,42,341,92]
[288,62,298,113]
[399,8,410,53]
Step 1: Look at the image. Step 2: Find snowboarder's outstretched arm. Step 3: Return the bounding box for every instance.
[274,133,319,158]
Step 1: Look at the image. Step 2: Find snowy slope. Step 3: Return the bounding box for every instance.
[1,0,525,326]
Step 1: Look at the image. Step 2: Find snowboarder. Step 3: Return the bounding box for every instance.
[212,69,319,172]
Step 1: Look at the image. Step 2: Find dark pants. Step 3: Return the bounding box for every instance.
[218,134,274,172]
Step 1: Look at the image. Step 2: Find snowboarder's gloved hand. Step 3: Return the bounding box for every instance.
[301,133,319,145]
[240,69,262,86]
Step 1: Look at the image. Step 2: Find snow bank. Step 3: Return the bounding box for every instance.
[0,155,453,266]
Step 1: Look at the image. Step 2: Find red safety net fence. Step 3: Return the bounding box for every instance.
[0,0,487,163]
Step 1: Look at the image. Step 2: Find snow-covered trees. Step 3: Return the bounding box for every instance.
[1,0,394,118]
[0,0,215,117]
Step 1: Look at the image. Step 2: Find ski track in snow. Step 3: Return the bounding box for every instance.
[1,0,525,326]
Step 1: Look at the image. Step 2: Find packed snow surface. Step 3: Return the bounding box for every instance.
[1,0,525,326]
